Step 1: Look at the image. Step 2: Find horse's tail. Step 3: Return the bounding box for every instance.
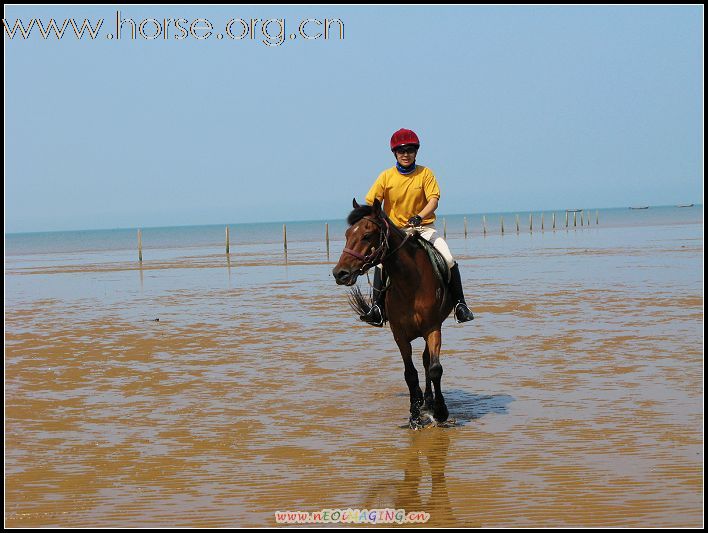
[348,285,371,317]
[348,285,389,325]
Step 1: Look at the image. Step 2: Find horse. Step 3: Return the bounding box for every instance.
[332,198,455,427]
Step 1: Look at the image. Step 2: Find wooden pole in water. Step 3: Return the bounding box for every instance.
[443,218,447,239]
[482,215,487,236]
[573,211,577,227]
[464,217,468,238]
[541,213,545,231]
[529,213,533,233]
[225,226,230,254]
[565,211,569,228]
[552,212,556,230]
[325,223,330,254]
[283,224,287,252]
[515,214,520,233]
[137,229,143,262]
[596,210,599,225]
[501,216,504,235]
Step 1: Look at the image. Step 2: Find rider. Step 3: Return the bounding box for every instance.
[361,128,475,327]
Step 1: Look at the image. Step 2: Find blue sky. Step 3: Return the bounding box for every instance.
[4,5,703,232]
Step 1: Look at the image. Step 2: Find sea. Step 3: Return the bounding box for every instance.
[5,204,703,259]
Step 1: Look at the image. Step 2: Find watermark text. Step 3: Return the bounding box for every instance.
[274,508,430,525]
[4,11,344,46]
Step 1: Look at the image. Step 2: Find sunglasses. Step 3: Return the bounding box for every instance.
[394,146,418,155]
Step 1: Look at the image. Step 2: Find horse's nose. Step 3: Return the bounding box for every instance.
[332,267,351,284]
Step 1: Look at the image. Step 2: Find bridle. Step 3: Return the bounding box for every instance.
[342,215,411,276]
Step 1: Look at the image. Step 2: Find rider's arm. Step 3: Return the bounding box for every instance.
[419,169,441,222]
[417,197,439,220]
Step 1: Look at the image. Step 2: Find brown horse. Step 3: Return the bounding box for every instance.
[332,198,455,427]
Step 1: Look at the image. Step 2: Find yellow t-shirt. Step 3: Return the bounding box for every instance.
[365,166,441,227]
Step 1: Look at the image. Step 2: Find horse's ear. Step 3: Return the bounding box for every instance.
[352,198,360,209]
[372,198,382,215]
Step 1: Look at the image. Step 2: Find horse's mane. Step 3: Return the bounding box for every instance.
[347,204,374,226]
[346,204,407,240]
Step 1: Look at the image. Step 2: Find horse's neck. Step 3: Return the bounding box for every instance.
[382,230,420,283]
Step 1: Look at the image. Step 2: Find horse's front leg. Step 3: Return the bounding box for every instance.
[425,329,449,422]
[394,335,424,419]
[422,343,434,413]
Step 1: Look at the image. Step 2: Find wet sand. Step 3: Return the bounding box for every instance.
[5,223,703,527]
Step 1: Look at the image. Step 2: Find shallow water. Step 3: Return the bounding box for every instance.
[4,218,703,527]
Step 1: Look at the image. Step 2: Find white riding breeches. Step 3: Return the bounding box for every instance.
[407,224,455,268]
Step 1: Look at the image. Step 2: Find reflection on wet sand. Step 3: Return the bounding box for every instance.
[4,223,703,527]
[361,392,513,527]
[364,430,457,526]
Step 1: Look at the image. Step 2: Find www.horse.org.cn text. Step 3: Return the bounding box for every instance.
[3,12,345,46]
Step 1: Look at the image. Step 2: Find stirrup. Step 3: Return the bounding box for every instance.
[454,302,475,324]
[360,303,384,327]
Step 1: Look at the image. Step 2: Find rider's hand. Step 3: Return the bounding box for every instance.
[407,215,423,227]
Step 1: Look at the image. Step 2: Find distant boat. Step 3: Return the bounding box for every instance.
[676,203,694,208]
[629,206,649,210]
[565,209,583,213]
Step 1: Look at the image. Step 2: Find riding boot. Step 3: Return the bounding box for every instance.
[360,267,386,327]
[449,263,475,323]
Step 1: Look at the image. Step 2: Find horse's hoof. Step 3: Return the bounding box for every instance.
[434,404,449,423]
[409,412,435,430]
[409,417,423,430]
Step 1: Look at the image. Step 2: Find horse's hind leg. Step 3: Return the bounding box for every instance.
[425,330,449,422]
[394,336,424,419]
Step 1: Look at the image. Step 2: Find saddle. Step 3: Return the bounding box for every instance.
[411,232,450,287]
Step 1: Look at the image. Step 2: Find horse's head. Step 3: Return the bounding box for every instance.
[332,198,388,286]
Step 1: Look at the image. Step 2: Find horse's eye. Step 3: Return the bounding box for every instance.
[363,233,374,241]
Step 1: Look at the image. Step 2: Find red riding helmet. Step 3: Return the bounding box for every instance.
[390,128,420,151]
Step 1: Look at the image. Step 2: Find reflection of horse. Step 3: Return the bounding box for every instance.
[362,392,513,527]
[362,430,457,526]
[332,199,454,426]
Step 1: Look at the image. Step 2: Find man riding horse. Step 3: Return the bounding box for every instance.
[361,128,475,327]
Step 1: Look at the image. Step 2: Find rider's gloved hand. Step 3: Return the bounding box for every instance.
[407,215,423,227]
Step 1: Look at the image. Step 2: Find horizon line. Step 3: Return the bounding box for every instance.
[4,202,702,236]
